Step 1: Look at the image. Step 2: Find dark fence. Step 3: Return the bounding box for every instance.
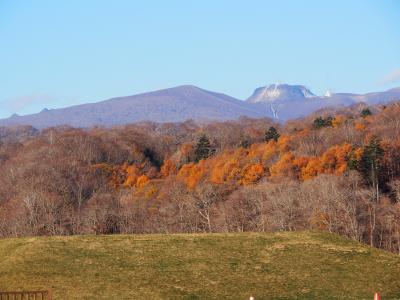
[0,290,52,300]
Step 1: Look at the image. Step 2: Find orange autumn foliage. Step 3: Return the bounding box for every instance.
[301,157,321,180]
[277,135,292,152]
[136,175,150,188]
[354,122,366,131]
[177,161,207,189]
[262,140,278,161]
[300,143,353,180]
[293,156,310,170]
[240,163,265,185]
[211,157,241,184]
[160,159,177,178]
[353,147,363,160]
[123,164,141,187]
[210,161,225,184]
[332,115,346,127]
[270,152,297,179]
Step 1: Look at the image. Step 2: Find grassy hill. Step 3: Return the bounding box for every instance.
[0,231,399,299]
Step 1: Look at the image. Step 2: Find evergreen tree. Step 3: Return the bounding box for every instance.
[195,134,212,162]
[240,139,251,149]
[361,108,372,118]
[313,116,333,129]
[347,151,358,171]
[313,117,324,129]
[265,126,280,142]
[359,137,385,201]
[325,116,334,126]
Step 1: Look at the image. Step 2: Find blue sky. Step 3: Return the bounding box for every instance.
[1,0,399,118]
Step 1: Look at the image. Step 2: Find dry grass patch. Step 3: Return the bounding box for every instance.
[0,231,399,299]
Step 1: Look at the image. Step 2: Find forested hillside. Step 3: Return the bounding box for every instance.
[1,102,400,253]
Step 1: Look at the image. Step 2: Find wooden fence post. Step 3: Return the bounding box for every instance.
[48,289,53,300]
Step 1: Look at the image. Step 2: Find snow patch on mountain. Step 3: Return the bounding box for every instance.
[246,84,316,103]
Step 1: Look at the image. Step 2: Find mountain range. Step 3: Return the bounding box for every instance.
[1,84,399,129]
[246,84,400,120]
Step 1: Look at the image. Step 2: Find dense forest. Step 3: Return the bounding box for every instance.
[1,102,400,253]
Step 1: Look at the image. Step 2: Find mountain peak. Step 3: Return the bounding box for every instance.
[0,85,264,129]
[246,84,316,103]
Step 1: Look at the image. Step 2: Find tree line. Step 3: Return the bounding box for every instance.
[1,102,400,253]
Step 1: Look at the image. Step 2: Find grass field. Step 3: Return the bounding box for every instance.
[0,231,399,299]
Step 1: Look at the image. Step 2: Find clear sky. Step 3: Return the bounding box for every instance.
[1,0,400,118]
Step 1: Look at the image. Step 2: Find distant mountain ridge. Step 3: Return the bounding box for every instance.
[0,85,264,129]
[246,84,400,120]
[1,84,399,128]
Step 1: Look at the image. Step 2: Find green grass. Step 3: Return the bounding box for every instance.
[0,231,399,299]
